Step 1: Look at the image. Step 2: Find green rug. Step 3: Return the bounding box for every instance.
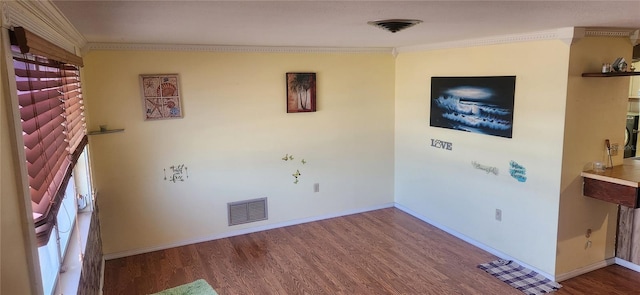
[150,279,218,295]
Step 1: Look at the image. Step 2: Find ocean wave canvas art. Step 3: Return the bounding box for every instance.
[430,76,516,138]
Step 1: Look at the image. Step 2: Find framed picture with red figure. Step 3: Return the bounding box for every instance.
[286,72,316,113]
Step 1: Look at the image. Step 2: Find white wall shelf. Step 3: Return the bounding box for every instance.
[87,129,125,135]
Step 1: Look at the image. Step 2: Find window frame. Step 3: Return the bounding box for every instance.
[9,27,87,246]
[3,26,89,295]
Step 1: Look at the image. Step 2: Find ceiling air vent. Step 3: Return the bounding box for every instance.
[367,19,423,33]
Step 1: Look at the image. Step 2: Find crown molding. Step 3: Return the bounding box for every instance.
[83,42,394,55]
[2,0,86,55]
[630,29,639,46]
[395,27,640,54]
[578,27,639,46]
[584,28,637,38]
[396,28,568,53]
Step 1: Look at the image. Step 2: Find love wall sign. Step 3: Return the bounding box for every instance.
[430,139,453,151]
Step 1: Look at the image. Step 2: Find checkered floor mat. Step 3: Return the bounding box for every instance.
[478,259,562,295]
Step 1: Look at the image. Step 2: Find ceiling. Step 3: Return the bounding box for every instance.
[52,0,640,49]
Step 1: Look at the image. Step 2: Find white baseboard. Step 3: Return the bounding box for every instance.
[555,258,615,282]
[393,203,556,281]
[615,258,640,272]
[104,202,395,260]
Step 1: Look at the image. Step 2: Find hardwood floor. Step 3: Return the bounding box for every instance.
[103,208,640,294]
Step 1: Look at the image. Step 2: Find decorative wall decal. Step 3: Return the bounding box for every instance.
[281,154,308,184]
[164,164,189,182]
[292,169,301,184]
[287,73,317,113]
[430,76,516,138]
[509,161,527,182]
[472,161,499,175]
[282,154,294,161]
[140,74,183,120]
[430,138,453,151]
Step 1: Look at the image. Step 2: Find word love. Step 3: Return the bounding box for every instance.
[430,139,453,151]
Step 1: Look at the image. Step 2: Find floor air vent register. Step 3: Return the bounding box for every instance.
[228,197,268,226]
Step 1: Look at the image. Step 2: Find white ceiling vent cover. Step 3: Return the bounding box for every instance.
[228,197,268,226]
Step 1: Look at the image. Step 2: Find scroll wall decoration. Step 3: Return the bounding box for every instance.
[471,161,499,175]
[164,164,189,183]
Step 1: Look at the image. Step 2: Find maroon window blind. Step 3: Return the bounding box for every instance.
[10,27,87,246]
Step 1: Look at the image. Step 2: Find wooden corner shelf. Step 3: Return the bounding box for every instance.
[88,129,125,135]
[582,72,640,77]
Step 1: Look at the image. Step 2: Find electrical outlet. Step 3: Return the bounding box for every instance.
[495,209,502,221]
[610,143,619,156]
[314,183,319,193]
[585,240,592,249]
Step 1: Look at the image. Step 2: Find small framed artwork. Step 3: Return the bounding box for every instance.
[286,72,316,113]
[140,74,183,120]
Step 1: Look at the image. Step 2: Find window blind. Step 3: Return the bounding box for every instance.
[10,27,87,246]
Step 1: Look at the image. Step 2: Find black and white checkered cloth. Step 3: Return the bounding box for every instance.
[478,259,562,295]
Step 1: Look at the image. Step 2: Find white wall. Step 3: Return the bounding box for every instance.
[556,36,633,274]
[81,35,637,277]
[394,40,571,276]
[82,50,396,256]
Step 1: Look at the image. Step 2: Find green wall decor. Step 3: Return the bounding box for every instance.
[281,154,308,184]
[282,154,294,161]
[292,169,301,184]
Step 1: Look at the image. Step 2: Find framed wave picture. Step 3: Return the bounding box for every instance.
[430,76,516,138]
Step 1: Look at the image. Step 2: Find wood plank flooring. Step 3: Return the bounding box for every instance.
[103,208,640,294]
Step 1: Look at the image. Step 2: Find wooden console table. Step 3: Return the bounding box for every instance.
[581,159,640,263]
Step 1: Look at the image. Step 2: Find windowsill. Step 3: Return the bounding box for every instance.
[54,209,93,295]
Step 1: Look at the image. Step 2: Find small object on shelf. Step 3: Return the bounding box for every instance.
[620,63,628,72]
[99,125,107,132]
[88,128,125,135]
[605,139,613,168]
[593,161,606,172]
[612,57,628,72]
